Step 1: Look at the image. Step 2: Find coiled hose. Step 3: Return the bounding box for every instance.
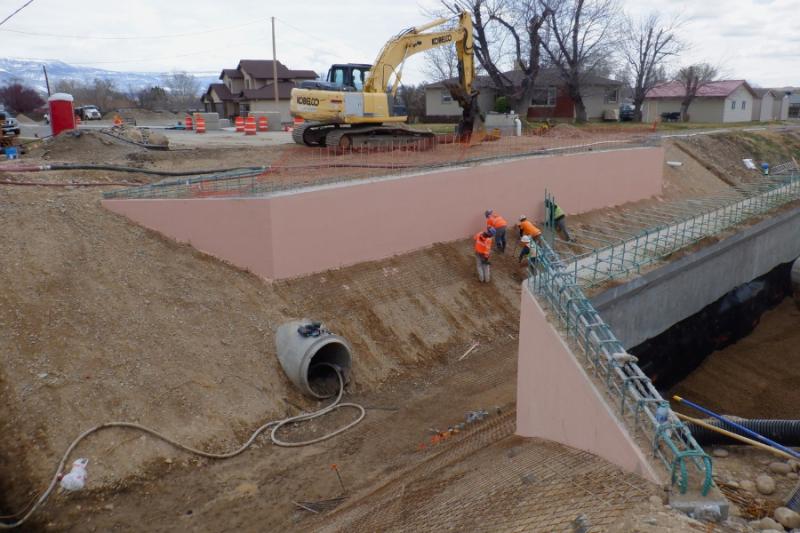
[0,363,364,529]
[686,419,800,446]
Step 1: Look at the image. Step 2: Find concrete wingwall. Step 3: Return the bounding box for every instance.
[516,285,662,483]
[592,204,800,350]
[103,147,663,280]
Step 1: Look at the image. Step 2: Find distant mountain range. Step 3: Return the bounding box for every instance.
[0,58,218,95]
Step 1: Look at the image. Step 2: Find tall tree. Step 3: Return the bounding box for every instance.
[676,63,717,122]
[0,83,45,114]
[162,71,200,111]
[444,0,550,116]
[539,0,621,122]
[620,13,683,122]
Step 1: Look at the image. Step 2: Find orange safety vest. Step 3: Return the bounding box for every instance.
[487,213,507,229]
[474,232,492,257]
[518,219,542,238]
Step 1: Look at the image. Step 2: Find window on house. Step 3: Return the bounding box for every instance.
[441,91,453,104]
[731,100,736,110]
[606,88,619,104]
[741,100,746,110]
[531,87,557,106]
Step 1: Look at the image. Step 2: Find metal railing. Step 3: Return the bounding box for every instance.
[528,238,713,495]
[549,172,800,289]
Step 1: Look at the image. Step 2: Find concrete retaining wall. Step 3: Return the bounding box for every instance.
[516,285,662,483]
[592,204,800,349]
[103,147,663,280]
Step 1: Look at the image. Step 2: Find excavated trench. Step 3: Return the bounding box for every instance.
[630,260,794,391]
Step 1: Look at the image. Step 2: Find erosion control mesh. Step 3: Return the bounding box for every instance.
[316,411,654,532]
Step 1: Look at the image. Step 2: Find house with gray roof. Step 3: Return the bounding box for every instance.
[424,68,623,121]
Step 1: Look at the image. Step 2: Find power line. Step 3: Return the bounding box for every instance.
[0,0,34,27]
[0,16,271,40]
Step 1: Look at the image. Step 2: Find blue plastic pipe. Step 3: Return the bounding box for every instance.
[673,395,800,460]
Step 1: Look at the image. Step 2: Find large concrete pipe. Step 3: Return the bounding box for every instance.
[275,320,352,399]
[792,257,800,307]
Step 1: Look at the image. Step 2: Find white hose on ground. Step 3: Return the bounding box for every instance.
[0,364,364,529]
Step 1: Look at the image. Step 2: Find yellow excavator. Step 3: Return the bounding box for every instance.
[290,11,483,149]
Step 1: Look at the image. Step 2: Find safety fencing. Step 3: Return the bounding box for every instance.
[102,133,659,201]
[548,172,800,290]
[528,238,713,495]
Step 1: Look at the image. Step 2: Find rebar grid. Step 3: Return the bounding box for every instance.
[548,173,800,289]
[529,238,713,496]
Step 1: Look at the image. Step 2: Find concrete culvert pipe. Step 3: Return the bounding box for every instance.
[275,320,352,399]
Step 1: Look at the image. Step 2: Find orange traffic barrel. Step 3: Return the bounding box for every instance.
[293,116,303,126]
[185,115,193,130]
[257,116,268,132]
[235,116,244,132]
[244,116,257,136]
[113,115,122,126]
[75,115,82,125]
[195,117,206,134]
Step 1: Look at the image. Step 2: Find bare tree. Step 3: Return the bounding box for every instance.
[162,71,200,112]
[423,37,459,81]
[676,63,717,122]
[539,0,621,122]
[444,0,550,116]
[620,12,683,122]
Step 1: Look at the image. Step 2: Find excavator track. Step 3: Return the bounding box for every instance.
[322,125,436,152]
[292,122,338,147]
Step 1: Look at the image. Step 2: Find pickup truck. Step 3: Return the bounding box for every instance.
[1,112,20,136]
[75,105,102,120]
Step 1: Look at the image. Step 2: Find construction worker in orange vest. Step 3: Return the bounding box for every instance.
[517,215,542,241]
[484,209,508,253]
[474,227,495,283]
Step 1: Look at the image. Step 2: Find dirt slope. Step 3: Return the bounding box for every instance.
[0,184,522,523]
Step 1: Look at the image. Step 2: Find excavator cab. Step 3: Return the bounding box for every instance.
[299,63,372,92]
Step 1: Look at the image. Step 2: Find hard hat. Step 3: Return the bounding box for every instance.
[519,215,527,221]
[485,209,493,218]
[486,227,496,236]
[521,235,531,244]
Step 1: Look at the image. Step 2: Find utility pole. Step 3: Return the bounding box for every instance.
[42,65,51,96]
[271,16,279,104]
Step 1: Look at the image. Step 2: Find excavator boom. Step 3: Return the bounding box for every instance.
[290,11,483,149]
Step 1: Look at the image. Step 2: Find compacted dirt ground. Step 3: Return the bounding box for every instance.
[0,127,798,531]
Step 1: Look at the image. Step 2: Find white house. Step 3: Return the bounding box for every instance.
[642,80,757,123]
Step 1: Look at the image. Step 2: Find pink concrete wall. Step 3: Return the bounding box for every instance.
[516,285,662,484]
[103,147,663,280]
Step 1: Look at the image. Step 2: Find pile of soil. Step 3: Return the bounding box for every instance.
[23,130,146,164]
[543,123,590,139]
[670,298,800,419]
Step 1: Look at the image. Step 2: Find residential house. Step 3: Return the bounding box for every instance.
[424,68,623,121]
[201,60,317,123]
[769,87,796,119]
[642,80,757,123]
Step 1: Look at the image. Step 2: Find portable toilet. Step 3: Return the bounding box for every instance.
[48,93,76,136]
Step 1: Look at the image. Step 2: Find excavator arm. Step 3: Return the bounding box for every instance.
[363,11,482,139]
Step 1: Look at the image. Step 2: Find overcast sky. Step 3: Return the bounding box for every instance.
[1,0,797,87]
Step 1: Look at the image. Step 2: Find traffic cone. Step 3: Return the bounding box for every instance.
[235,116,244,133]
[113,115,122,126]
[257,116,268,132]
[244,116,257,136]
[195,117,206,134]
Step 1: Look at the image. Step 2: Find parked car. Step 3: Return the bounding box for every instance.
[1,112,20,136]
[660,111,681,122]
[619,103,635,121]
